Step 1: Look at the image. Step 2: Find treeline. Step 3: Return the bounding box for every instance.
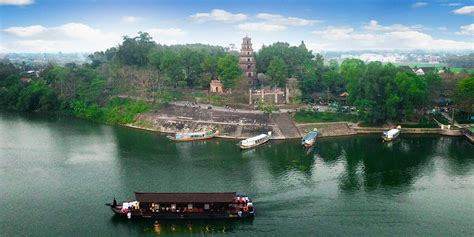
[0,32,472,125]
[442,53,474,69]
[89,32,241,90]
[254,42,472,123]
[0,32,243,123]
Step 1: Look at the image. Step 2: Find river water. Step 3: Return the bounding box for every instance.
[0,111,473,236]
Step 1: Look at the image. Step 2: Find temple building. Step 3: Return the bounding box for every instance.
[210,79,223,93]
[239,36,257,87]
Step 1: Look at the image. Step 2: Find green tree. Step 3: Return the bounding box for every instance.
[115,32,156,67]
[267,57,288,87]
[217,55,241,88]
[16,80,58,111]
[453,76,474,114]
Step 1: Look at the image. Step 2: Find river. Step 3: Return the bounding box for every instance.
[0,111,473,236]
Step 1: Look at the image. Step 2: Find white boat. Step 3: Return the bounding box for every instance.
[382,126,401,142]
[239,132,271,149]
[167,130,218,142]
[301,128,318,148]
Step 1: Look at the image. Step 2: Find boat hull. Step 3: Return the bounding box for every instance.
[167,135,215,142]
[382,133,400,142]
[240,139,269,149]
[301,131,318,148]
[110,206,254,220]
[303,140,315,148]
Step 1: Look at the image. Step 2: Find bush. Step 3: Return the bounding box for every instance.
[293,109,358,123]
[69,98,150,124]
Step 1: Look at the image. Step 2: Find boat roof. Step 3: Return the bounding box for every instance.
[384,128,400,136]
[134,192,237,203]
[303,131,318,140]
[243,134,267,142]
[177,131,206,136]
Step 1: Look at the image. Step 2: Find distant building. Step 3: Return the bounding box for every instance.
[210,79,223,93]
[414,66,437,75]
[398,65,413,73]
[239,36,257,87]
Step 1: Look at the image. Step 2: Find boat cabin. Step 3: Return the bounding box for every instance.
[130,192,254,217]
[240,134,268,146]
[176,132,207,139]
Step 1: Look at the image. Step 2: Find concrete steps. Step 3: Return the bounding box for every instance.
[271,113,301,138]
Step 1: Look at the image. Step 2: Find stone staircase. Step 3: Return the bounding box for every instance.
[271,113,301,138]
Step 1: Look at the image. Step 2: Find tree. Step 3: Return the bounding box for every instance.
[16,80,58,111]
[115,32,156,67]
[453,76,474,114]
[217,55,241,88]
[267,57,288,87]
[160,51,184,84]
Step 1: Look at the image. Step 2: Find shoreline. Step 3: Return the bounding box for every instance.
[128,104,467,140]
[126,121,464,140]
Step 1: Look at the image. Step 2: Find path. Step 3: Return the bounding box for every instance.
[271,113,301,138]
[441,112,462,128]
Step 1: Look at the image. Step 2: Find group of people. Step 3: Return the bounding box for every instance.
[224,105,237,111]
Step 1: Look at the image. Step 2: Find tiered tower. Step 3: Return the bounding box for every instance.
[239,36,257,86]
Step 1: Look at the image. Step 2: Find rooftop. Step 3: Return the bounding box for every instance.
[135,192,237,203]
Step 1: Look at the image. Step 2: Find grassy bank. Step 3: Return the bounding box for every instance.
[70,98,152,124]
[293,110,359,123]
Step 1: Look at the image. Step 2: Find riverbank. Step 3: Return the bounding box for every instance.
[3,110,473,236]
[129,104,465,140]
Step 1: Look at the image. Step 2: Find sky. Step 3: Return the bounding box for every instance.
[0,0,473,53]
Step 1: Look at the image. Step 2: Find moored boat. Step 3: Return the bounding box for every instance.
[106,192,255,220]
[239,132,271,149]
[382,126,401,142]
[301,128,318,148]
[167,130,218,142]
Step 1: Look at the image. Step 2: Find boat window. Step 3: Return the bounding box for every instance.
[204,204,210,210]
[188,204,193,210]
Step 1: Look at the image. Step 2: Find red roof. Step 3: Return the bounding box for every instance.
[134,192,237,203]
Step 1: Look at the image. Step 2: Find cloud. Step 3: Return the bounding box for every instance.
[4,25,45,37]
[147,28,187,37]
[122,16,143,23]
[146,28,187,45]
[456,24,474,35]
[236,22,286,32]
[256,13,319,26]
[440,3,463,7]
[2,23,121,52]
[0,0,33,6]
[412,2,428,8]
[363,20,424,32]
[190,9,247,23]
[452,5,474,15]
[310,25,472,51]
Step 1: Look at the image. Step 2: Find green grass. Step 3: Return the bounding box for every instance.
[358,122,385,127]
[400,123,439,128]
[70,98,150,124]
[293,110,359,123]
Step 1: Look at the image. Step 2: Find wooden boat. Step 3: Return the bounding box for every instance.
[301,128,318,148]
[382,126,401,142]
[106,192,255,220]
[239,132,271,149]
[167,130,218,142]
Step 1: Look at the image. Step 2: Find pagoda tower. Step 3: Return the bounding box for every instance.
[239,36,257,86]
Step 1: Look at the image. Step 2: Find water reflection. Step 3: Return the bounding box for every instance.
[109,215,253,235]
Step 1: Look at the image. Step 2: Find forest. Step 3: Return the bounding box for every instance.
[0,32,473,124]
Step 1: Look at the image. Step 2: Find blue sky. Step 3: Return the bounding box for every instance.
[0,0,473,52]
